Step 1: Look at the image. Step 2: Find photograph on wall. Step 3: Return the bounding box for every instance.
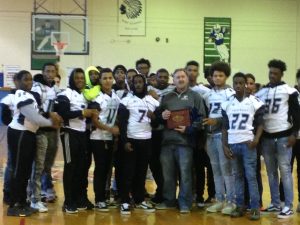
[203,17,231,71]
[118,0,146,36]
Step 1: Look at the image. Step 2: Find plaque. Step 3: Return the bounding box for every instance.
[167,109,191,129]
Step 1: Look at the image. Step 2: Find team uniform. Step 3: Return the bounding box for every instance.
[118,94,159,214]
[30,75,58,210]
[222,95,264,212]
[209,26,229,62]
[56,87,89,213]
[89,91,121,210]
[203,87,236,214]
[190,84,215,206]
[7,90,52,216]
[255,82,300,218]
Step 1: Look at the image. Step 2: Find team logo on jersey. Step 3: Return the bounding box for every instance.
[120,0,142,19]
[181,95,189,101]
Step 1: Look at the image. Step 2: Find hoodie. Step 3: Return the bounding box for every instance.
[83,66,101,101]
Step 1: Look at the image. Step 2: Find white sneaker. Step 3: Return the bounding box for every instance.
[120,203,131,215]
[95,202,109,212]
[31,201,48,213]
[206,202,223,213]
[135,201,155,213]
[277,206,294,219]
[221,202,236,215]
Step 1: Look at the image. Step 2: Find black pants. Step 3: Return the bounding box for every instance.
[81,130,92,200]
[90,140,114,202]
[280,139,300,202]
[193,133,215,202]
[61,129,87,206]
[120,139,151,204]
[7,127,36,206]
[149,130,164,201]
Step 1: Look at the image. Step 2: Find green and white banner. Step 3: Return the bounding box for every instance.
[203,17,231,71]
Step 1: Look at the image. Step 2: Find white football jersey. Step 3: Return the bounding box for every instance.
[222,95,264,144]
[203,87,235,118]
[255,84,298,133]
[121,95,159,139]
[9,90,39,133]
[1,93,15,110]
[90,91,121,140]
[58,88,88,132]
[190,84,210,97]
[147,85,175,102]
[32,82,57,112]
[116,89,133,99]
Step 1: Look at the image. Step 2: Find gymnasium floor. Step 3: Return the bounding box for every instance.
[0,162,300,225]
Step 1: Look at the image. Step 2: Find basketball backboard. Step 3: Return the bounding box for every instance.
[32,14,89,55]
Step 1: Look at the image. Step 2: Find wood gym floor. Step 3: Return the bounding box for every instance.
[0,162,300,225]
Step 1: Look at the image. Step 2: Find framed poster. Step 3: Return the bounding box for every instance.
[203,17,231,71]
[118,0,146,36]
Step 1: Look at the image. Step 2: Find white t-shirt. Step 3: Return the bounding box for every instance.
[121,95,159,139]
[255,84,298,133]
[1,93,14,110]
[9,90,39,133]
[222,95,264,144]
[58,88,88,132]
[90,91,121,140]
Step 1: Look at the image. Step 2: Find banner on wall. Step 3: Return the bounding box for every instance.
[203,17,231,72]
[3,65,21,88]
[118,0,146,36]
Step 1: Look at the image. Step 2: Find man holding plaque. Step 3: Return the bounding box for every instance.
[155,69,206,213]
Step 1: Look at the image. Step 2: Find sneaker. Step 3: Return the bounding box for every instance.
[107,200,119,209]
[179,208,191,214]
[197,201,205,208]
[7,204,32,217]
[222,202,236,215]
[296,203,300,213]
[95,202,109,212]
[262,204,281,212]
[204,197,214,205]
[120,203,131,215]
[277,207,294,219]
[76,202,87,211]
[231,207,245,218]
[249,208,260,220]
[150,196,163,205]
[206,202,223,213]
[155,202,176,210]
[135,201,155,213]
[62,204,78,214]
[30,201,48,213]
[85,199,95,210]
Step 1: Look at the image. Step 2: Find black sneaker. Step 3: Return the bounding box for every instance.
[150,196,163,205]
[231,207,245,218]
[262,204,281,213]
[85,198,95,210]
[120,203,131,215]
[95,202,109,212]
[7,204,32,217]
[62,204,78,214]
[277,207,294,219]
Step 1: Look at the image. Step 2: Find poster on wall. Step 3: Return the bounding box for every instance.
[118,0,146,36]
[203,17,231,72]
[3,65,21,88]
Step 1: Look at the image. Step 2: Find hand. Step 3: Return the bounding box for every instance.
[247,139,259,150]
[148,90,159,100]
[202,118,217,126]
[147,110,155,119]
[124,142,133,152]
[109,126,120,136]
[162,110,171,120]
[174,125,186,133]
[223,145,233,159]
[49,112,62,129]
[287,135,296,148]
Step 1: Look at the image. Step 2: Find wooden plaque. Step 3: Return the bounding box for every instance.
[167,109,191,129]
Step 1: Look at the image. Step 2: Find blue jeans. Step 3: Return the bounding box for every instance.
[230,143,259,209]
[160,144,193,209]
[206,133,234,202]
[262,136,293,208]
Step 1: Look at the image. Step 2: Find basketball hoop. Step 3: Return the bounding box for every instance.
[52,42,68,56]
